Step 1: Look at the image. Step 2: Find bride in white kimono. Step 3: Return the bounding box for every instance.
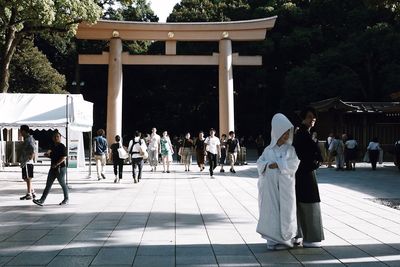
[256,113,300,250]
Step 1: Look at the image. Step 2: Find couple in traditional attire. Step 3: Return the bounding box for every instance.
[256,108,324,250]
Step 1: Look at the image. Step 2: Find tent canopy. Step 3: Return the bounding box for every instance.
[0,93,93,132]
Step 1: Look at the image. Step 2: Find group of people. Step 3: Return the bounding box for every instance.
[325,133,359,170]
[257,107,325,250]
[18,125,69,207]
[93,127,243,183]
[324,133,385,171]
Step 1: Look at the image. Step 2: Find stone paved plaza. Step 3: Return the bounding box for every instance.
[0,161,400,266]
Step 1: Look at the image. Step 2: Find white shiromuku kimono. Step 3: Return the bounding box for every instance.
[256,113,300,247]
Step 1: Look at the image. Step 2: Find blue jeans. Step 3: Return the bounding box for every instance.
[41,167,69,202]
[131,158,143,180]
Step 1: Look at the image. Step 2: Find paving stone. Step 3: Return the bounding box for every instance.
[91,247,136,265]
[5,250,59,266]
[47,255,93,267]
[132,255,175,267]
[59,241,103,256]
[136,244,175,256]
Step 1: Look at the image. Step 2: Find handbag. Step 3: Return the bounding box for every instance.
[138,140,149,160]
[117,143,128,159]
[139,147,149,160]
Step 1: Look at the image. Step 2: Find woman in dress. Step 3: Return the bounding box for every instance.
[181,132,194,172]
[160,131,174,173]
[195,131,206,171]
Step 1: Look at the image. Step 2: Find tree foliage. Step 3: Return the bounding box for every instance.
[0,0,102,92]
[10,39,66,93]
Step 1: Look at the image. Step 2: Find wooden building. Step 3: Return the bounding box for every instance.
[310,97,400,160]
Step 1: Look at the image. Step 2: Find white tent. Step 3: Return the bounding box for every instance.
[0,93,93,175]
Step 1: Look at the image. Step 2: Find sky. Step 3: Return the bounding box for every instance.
[149,0,181,22]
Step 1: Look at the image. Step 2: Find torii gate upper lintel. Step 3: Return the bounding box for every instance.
[76,17,277,143]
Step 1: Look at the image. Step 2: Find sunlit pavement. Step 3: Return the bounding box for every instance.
[0,162,399,266]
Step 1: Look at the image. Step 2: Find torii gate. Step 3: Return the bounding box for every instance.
[76,17,276,144]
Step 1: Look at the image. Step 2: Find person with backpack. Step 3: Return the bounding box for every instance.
[93,129,109,181]
[127,131,147,183]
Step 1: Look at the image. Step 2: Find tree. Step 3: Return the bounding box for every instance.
[0,0,102,92]
[10,39,66,93]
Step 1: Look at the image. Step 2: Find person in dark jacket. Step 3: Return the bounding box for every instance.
[110,135,125,183]
[292,107,325,248]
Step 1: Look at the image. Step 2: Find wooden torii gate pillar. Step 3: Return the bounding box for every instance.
[76,17,277,144]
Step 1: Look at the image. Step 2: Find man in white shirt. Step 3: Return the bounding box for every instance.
[148,127,160,172]
[205,128,221,178]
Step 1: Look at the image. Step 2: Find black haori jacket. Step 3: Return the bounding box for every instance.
[293,124,323,203]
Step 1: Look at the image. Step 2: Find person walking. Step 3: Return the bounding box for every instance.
[195,131,206,171]
[293,107,325,248]
[160,131,174,173]
[226,131,240,173]
[345,134,358,170]
[255,134,265,157]
[367,137,381,170]
[33,132,69,206]
[325,133,334,168]
[395,139,400,171]
[128,131,147,183]
[93,129,109,181]
[181,133,194,172]
[205,128,221,178]
[19,125,36,200]
[148,128,160,172]
[257,113,300,250]
[329,135,345,171]
[219,134,227,172]
[110,135,125,183]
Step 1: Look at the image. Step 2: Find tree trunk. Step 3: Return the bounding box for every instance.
[0,26,20,93]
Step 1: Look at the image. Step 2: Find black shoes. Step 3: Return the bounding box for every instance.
[20,193,36,200]
[220,169,225,173]
[33,199,44,206]
[101,173,106,179]
[59,199,69,205]
[230,168,236,173]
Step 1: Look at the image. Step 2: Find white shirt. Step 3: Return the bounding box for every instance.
[345,139,358,149]
[148,133,160,151]
[205,136,220,154]
[367,142,380,150]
